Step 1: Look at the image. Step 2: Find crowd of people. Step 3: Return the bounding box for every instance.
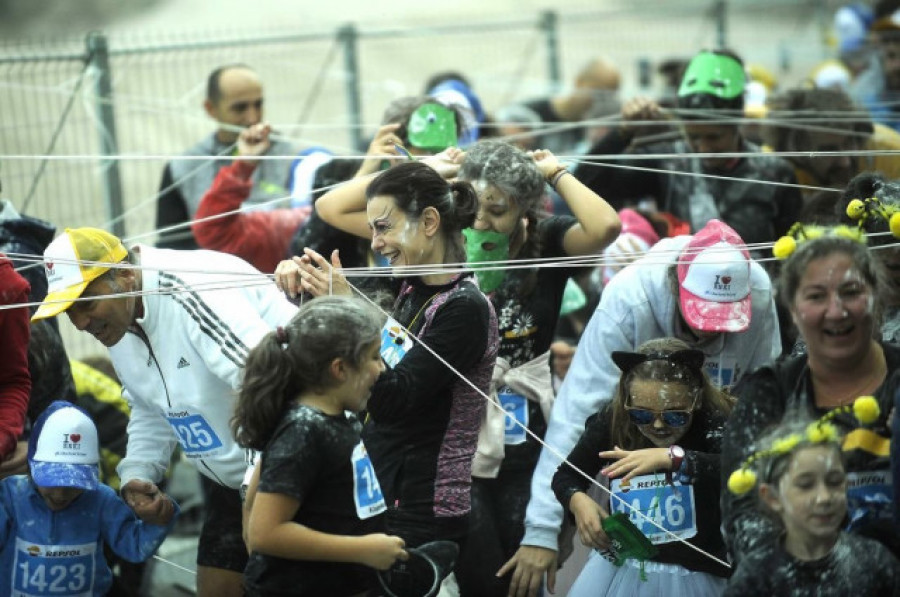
[4,2,900,595]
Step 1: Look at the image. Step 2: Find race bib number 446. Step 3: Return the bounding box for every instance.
[12,538,96,597]
[609,474,697,545]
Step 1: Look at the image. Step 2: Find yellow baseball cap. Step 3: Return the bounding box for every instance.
[32,227,128,321]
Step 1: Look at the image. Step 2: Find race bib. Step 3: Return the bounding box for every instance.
[351,441,386,519]
[499,387,528,445]
[609,474,697,545]
[845,470,893,530]
[380,317,414,369]
[165,411,223,458]
[12,538,96,596]
[704,361,739,390]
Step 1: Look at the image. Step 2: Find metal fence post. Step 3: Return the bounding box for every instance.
[714,0,727,49]
[338,24,364,152]
[86,31,125,237]
[540,10,561,92]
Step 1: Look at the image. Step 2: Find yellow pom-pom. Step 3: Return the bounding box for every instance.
[853,396,881,425]
[807,422,838,443]
[728,468,758,495]
[846,199,866,220]
[772,236,796,260]
[890,212,900,239]
[772,433,802,454]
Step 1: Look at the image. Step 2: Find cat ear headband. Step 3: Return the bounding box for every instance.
[611,349,705,378]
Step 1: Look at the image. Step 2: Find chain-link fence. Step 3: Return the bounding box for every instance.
[0,0,837,358]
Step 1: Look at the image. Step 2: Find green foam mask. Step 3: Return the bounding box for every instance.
[463,228,509,293]
[678,51,745,100]
[407,103,458,152]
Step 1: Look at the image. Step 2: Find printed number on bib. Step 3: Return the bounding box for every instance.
[609,474,697,545]
[352,441,386,519]
[499,387,528,445]
[12,538,95,597]
[380,317,414,369]
[846,470,893,530]
[165,413,223,457]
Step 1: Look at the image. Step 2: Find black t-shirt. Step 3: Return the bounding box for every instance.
[724,533,900,596]
[244,405,383,597]
[492,215,578,472]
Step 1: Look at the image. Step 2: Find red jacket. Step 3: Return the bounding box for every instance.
[0,256,31,459]
[192,160,311,273]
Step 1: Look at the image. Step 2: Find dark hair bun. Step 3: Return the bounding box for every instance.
[449,180,479,230]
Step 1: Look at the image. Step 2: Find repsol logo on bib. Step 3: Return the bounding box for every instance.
[43,549,81,557]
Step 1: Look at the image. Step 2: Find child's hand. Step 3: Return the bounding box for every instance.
[599,446,671,484]
[569,492,610,550]
[358,533,408,570]
[122,479,175,526]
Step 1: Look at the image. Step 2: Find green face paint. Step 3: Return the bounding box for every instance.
[463,228,509,292]
[678,51,745,99]
[407,103,458,152]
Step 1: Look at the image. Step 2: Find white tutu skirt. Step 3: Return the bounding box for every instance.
[567,550,726,597]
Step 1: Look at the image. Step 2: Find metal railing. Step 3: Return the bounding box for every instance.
[0,0,836,358]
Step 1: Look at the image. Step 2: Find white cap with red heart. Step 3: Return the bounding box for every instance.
[28,401,100,490]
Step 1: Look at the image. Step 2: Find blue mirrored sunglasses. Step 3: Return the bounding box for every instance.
[625,395,699,428]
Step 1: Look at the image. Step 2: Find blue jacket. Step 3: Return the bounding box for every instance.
[0,475,178,596]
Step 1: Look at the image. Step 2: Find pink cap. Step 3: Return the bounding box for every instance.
[677,220,752,333]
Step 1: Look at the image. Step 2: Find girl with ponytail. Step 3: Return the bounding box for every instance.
[233,295,407,596]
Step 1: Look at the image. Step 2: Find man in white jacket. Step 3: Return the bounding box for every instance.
[499,219,781,596]
[32,227,297,597]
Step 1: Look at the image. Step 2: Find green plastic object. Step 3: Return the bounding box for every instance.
[559,278,587,316]
[677,51,746,99]
[462,228,509,292]
[600,512,658,567]
[407,103,458,151]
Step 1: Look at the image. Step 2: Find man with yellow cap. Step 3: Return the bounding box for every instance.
[32,227,297,596]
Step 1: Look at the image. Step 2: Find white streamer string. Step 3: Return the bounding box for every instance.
[9,232,900,573]
[340,276,733,570]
